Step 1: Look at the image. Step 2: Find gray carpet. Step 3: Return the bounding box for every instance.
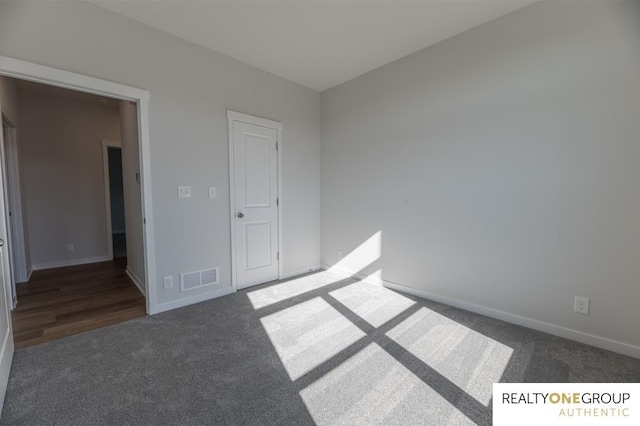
[2,272,639,425]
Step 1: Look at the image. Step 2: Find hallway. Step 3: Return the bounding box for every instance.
[11,259,145,349]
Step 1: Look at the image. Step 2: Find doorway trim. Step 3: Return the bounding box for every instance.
[2,118,28,289]
[227,110,283,291]
[0,115,18,309]
[101,139,122,261]
[0,55,158,315]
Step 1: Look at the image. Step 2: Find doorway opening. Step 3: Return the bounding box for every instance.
[0,54,155,405]
[104,143,127,259]
[0,75,149,348]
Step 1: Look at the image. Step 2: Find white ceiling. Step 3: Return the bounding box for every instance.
[94,0,536,92]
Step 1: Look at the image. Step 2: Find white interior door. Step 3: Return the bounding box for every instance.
[0,103,15,413]
[231,118,279,290]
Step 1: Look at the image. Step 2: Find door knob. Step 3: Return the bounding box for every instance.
[0,239,4,247]
[236,212,244,218]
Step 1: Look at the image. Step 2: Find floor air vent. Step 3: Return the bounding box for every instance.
[180,267,219,292]
[201,268,218,285]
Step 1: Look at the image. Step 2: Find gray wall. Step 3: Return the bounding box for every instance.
[0,1,321,305]
[320,1,640,348]
[18,89,121,268]
[119,100,145,285]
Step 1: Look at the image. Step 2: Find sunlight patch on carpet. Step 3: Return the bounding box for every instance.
[300,343,474,426]
[386,307,513,406]
[260,297,366,380]
[248,270,346,309]
[329,272,415,328]
[248,231,382,310]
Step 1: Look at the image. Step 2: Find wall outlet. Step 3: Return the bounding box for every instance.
[66,243,74,252]
[177,185,192,199]
[337,250,343,260]
[209,186,217,199]
[574,296,590,315]
[163,276,174,289]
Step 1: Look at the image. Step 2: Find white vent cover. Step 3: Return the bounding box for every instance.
[180,267,219,292]
[201,268,218,285]
[181,272,201,291]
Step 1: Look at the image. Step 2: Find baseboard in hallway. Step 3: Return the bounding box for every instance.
[125,267,146,297]
[32,255,113,271]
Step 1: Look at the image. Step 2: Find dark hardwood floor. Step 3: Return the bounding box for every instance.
[11,258,146,349]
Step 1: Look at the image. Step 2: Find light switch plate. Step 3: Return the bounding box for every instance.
[163,276,173,289]
[209,186,217,199]
[178,186,192,199]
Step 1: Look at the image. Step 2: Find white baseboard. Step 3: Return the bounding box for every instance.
[16,268,33,285]
[320,265,640,359]
[153,286,235,314]
[384,281,640,359]
[32,255,112,271]
[126,267,146,297]
[280,265,321,280]
[319,264,381,282]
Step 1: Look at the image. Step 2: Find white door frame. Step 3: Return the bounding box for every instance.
[2,119,28,289]
[0,55,158,314]
[0,116,20,308]
[227,110,283,291]
[0,101,14,415]
[101,139,122,261]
